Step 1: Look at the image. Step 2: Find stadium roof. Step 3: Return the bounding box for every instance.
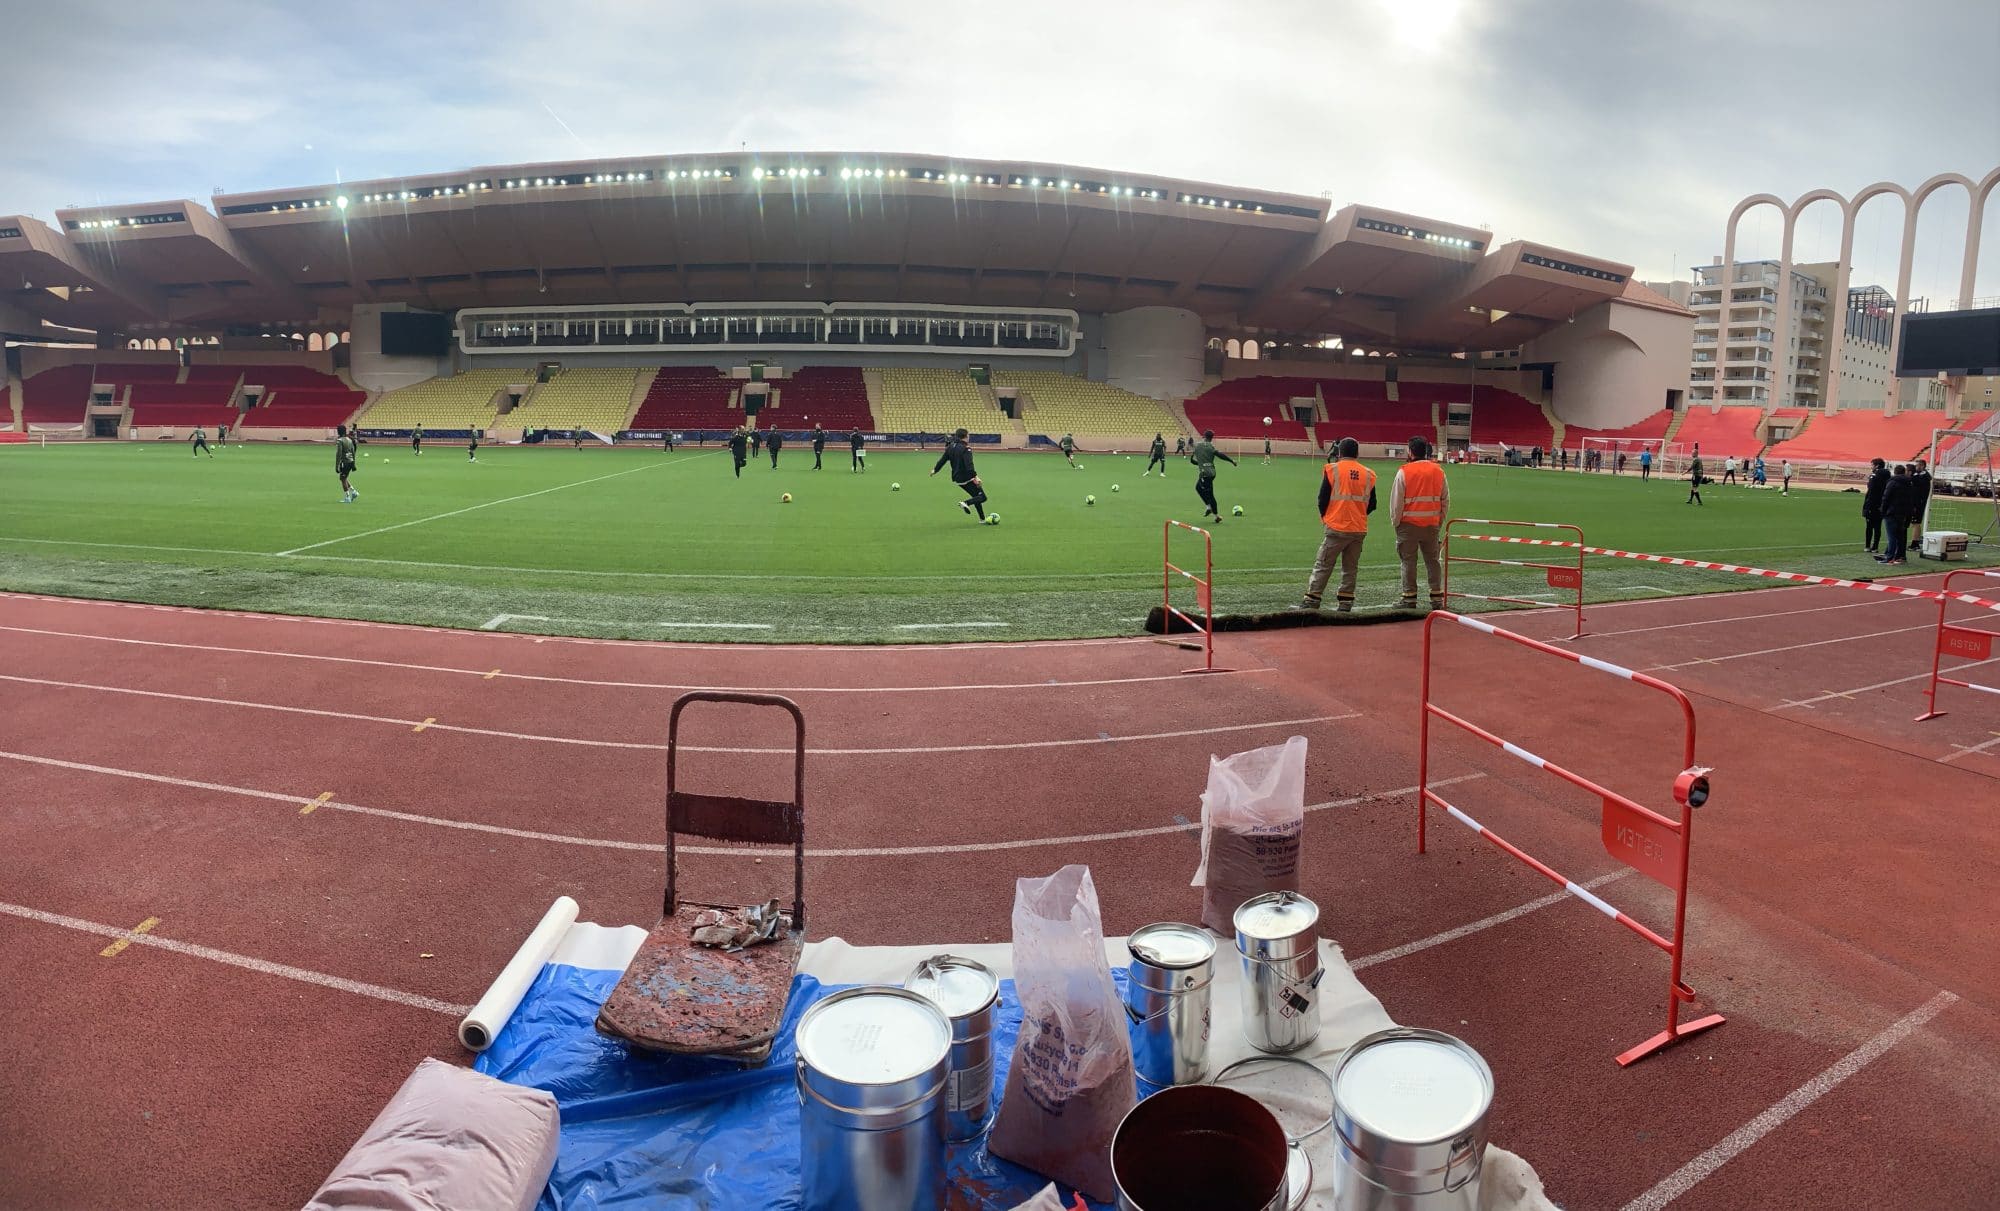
[1,152,1659,349]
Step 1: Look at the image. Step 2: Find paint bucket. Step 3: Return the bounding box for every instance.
[902,953,1000,1142]
[1233,891,1323,1054]
[1330,1028,1493,1211]
[1124,922,1216,1087]
[1109,1083,1291,1211]
[795,986,953,1211]
[1213,1055,1337,1211]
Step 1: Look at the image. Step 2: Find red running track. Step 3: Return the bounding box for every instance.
[0,587,1995,1210]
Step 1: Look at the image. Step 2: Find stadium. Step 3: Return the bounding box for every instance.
[4,111,2000,1211]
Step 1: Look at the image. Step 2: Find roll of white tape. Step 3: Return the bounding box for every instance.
[459,896,580,1051]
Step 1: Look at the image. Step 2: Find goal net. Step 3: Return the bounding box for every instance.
[1575,437,1688,475]
[1925,425,2000,544]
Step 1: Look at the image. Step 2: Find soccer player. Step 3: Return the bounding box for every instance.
[1144,432,1168,477]
[1059,433,1079,468]
[1616,451,1626,475]
[931,427,988,521]
[749,429,762,457]
[217,422,229,445]
[1752,455,1768,486]
[1300,437,1377,613]
[728,426,749,478]
[1638,447,1652,481]
[663,430,678,453]
[335,424,359,502]
[1263,434,1273,465]
[412,423,423,456]
[1174,435,1188,457]
[572,428,585,451]
[1781,458,1794,496]
[1189,429,1237,522]
[1686,450,1705,506]
[468,429,480,462]
[811,424,826,470]
[190,425,214,458]
[768,429,784,468]
[849,427,866,472]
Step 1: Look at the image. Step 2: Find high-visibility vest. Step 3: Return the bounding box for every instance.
[1322,459,1376,531]
[1399,459,1446,527]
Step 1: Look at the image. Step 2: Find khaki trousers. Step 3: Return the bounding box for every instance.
[1395,522,1443,601]
[1306,528,1367,605]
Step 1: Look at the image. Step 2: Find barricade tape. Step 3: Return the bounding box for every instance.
[1455,534,2000,613]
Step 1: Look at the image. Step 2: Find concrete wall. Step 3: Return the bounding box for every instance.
[1523,298,1694,428]
[347,303,451,394]
[1100,306,1205,401]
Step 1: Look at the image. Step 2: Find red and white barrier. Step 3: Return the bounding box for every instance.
[1916,569,2000,721]
[1444,519,1586,639]
[1163,520,1226,674]
[1418,610,1724,1067]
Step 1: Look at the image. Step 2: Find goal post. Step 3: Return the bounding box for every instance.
[1575,436,1687,475]
[1924,426,2000,546]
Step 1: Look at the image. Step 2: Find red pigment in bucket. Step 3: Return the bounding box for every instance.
[1111,1085,1289,1211]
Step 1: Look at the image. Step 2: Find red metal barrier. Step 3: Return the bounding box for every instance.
[1442,518,1585,639]
[1418,610,1722,1066]
[1163,520,1227,674]
[1915,568,2000,721]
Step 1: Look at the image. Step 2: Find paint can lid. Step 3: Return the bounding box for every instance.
[1334,1029,1493,1142]
[1284,1145,1312,1211]
[1234,891,1320,941]
[797,987,951,1085]
[1129,922,1216,970]
[903,954,999,1019]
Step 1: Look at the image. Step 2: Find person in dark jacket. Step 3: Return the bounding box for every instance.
[1878,465,1913,564]
[727,427,749,478]
[1686,451,1704,506]
[1862,458,1889,551]
[849,428,866,472]
[768,429,784,468]
[811,425,826,470]
[931,427,988,520]
[1909,458,1933,548]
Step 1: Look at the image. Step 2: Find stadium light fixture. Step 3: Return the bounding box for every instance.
[751,166,765,179]
[335,195,349,210]
[839,167,852,180]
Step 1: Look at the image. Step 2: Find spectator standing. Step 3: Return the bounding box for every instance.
[1910,458,1933,545]
[1391,436,1449,612]
[1299,437,1377,613]
[1879,464,1914,564]
[1862,457,1889,551]
[1722,455,1738,484]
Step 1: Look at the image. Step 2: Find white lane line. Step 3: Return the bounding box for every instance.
[895,622,1010,630]
[0,749,1476,858]
[1647,624,1934,672]
[1581,594,1911,639]
[1350,870,1634,971]
[1938,733,2000,765]
[0,675,1352,755]
[0,625,1275,694]
[1775,656,2000,709]
[481,613,551,630]
[1619,990,1960,1211]
[0,592,1165,651]
[654,622,774,631]
[0,899,470,1016]
[273,453,708,556]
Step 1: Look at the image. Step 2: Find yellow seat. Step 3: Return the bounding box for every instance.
[992,370,1179,442]
[358,368,523,429]
[874,367,996,433]
[506,367,640,432]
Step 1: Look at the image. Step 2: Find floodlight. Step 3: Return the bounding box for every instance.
[335,195,349,210]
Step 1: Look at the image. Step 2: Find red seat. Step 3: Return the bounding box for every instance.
[630,367,738,430]
[1674,407,1767,459]
[1564,410,1673,444]
[240,387,367,428]
[1768,410,1964,464]
[775,367,873,430]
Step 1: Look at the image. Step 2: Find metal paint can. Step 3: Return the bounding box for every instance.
[795,986,953,1211]
[1330,1028,1494,1211]
[902,953,1000,1142]
[1110,1083,1291,1211]
[1233,891,1323,1054]
[1124,922,1216,1087]
[1213,1054,1336,1211]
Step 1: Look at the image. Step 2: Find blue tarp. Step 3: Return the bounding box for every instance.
[476,961,1124,1210]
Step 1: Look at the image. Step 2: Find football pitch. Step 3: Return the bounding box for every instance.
[1,440,1989,642]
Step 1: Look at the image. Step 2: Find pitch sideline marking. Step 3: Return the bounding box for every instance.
[98,915,159,958]
[1350,870,1634,970]
[1646,624,1937,672]
[1619,990,1959,1211]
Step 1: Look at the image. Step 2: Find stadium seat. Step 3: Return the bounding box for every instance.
[1673,406,1767,459]
[240,386,368,429]
[1324,380,1437,445]
[127,381,240,428]
[507,367,640,433]
[21,361,177,424]
[1562,410,1674,445]
[989,370,1178,441]
[1,384,11,430]
[773,367,874,431]
[629,367,739,431]
[357,368,523,429]
[187,363,348,389]
[1767,409,1961,465]
[874,367,994,433]
[1462,388,1553,448]
[1184,377,1321,439]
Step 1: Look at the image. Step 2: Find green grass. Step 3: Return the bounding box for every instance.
[1,440,1992,642]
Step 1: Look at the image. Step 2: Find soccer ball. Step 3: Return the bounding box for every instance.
[1262,416,1272,426]
[781,493,793,503]
[1111,484,1121,492]
[1086,494,1096,506]
[986,514,1001,525]
[1232,505,1244,516]
[891,482,901,491]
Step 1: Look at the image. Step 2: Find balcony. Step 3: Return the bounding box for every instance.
[1693,334,1717,345]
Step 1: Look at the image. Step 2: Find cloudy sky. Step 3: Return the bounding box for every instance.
[6,0,1997,304]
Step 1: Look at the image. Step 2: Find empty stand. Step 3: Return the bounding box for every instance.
[1461,388,1553,448]
[1323,379,1437,445]
[508,367,640,433]
[874,367,993,433]
[1563,410,1674,445]
[357,368,521,429]
[1184,377,1320,439]
[127,381,240,428]
[21,361,177,424]
[773,367,873,430]
[1768,409,1960,464]
[1673,406,1767,459]
[240,387,367,429]
[991,370,1178,439]
[628,366,739,431]
[188,363,347,389]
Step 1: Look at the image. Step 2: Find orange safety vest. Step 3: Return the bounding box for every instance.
[1399,459,1446,527]
[1322,459,1377,532]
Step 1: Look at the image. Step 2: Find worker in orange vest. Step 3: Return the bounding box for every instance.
[1392,435,1451,611]
[1299,437,1377,612]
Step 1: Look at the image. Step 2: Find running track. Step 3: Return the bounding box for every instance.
[0,581,1995,1210]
